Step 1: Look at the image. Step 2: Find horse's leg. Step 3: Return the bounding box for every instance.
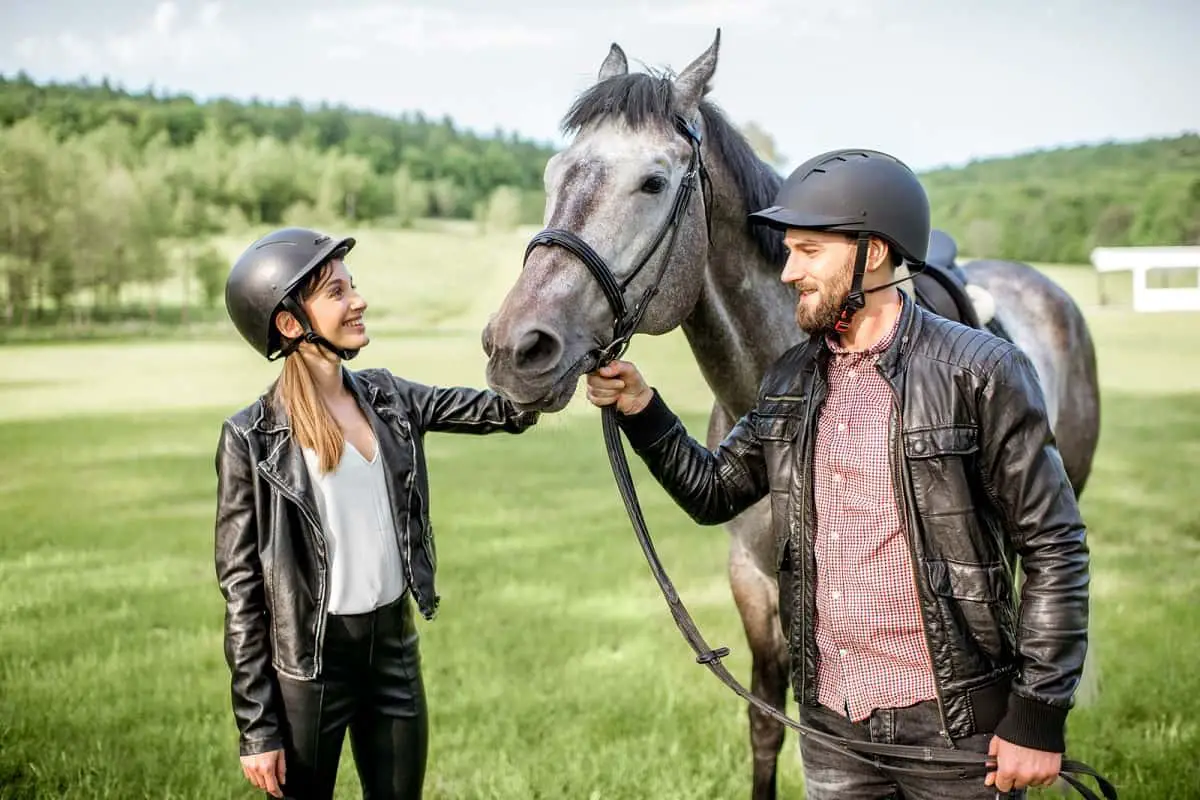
[708,403,790,800]
[729,505,791,800]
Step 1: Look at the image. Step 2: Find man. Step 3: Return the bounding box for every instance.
[586,149,1089,799]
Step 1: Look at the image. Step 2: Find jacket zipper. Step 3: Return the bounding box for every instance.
[390,414,420,608]
[883,371,954,746]
[257,467,330,678]
[796,368,822,702]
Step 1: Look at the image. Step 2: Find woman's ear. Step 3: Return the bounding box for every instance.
[275,309,304,339]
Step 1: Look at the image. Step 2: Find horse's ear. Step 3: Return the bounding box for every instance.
[598,43,629,82]
[673,29,720,116]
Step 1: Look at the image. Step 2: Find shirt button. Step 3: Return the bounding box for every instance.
[839,648,847,657]
[831,473,842,483]
[831,590,841,600]
[837,422,847,432]
[848,369,857,378]
[831,532,840,541]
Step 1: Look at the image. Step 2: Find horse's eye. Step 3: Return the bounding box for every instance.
[641,176,668,194]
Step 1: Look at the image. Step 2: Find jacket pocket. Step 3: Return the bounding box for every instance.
[903,424,977,458]
[754,411,800,443]
[755,402,802,496]
[903,424,979,517]
[926,558,1004,602]
[926,558,1013,666]
[768,489,792,570]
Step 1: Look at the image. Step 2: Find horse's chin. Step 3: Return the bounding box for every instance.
[486,362,584,415]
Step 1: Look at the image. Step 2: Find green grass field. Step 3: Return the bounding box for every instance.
[1,227,1198,799]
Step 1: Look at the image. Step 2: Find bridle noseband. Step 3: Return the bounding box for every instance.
[522,113,711,367]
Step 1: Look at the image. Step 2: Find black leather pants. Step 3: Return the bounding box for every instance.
[275,594,428,800]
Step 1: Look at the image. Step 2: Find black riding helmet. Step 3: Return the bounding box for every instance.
[224,226,358,360]
[749,148,931,332]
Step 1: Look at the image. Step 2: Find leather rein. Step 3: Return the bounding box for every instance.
[520,114,1117,800]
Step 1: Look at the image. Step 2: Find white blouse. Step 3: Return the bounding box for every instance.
[301,439,406,615]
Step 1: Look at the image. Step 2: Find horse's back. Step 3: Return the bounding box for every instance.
[960,257,1101,495]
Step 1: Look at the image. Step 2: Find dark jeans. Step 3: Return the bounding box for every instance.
[275,594,428,800]
[798,699,1024,800]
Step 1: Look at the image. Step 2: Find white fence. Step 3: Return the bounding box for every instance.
[1090,246,1200,312]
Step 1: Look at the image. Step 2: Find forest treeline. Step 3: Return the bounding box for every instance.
[921,133,1200,264]
[1,72,1197,329]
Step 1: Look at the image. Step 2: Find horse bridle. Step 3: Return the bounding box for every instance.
[521,116,1117,800]
[523,113,711,368]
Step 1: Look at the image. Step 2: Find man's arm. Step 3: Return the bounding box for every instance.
[589,361,770,525]
[978,348,1090,754]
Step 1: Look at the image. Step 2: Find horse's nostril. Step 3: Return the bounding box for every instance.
[514,326,563,373]
[481,321,496,357]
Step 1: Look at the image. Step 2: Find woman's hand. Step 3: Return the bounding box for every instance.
[241,748,286,798]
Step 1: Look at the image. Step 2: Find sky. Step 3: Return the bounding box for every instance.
[2,0,1197,173]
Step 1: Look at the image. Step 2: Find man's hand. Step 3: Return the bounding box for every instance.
[586,360,654,415]
[241,748,286,798]
[985,735,1061,792]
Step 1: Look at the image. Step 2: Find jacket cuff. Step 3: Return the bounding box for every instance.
[239,735,284,757]
[992,693,1068,753]
[614,389,678,451]
[511,409,540,431]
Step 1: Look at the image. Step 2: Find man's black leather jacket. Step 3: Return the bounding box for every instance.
[616,296,1089,753]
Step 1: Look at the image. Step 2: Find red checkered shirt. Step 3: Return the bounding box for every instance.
[812,314,938,721]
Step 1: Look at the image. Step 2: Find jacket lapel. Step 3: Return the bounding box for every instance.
[254,394,322,528]
[344,369,412,513]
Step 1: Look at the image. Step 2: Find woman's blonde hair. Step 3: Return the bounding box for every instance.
[272,262,344,473]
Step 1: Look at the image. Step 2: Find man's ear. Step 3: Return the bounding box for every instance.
[866,236,892,272]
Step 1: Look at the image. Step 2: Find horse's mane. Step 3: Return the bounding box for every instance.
[562,71,787,268]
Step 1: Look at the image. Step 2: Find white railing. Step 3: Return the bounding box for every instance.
[1090,246,1200,312]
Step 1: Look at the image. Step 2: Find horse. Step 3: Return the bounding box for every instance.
[480,31,1101,800]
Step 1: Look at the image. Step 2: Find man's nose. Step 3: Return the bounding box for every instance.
[780,254,806,284]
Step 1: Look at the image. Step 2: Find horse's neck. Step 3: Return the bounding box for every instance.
[680,185,803,418]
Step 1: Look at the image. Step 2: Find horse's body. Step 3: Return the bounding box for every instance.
[482,33,1100,799]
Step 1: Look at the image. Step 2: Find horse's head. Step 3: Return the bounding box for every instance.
[482,33,722,412]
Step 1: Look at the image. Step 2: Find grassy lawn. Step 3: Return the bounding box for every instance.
[0,230,1196,798]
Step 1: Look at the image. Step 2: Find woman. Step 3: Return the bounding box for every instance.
[215,227,538,799]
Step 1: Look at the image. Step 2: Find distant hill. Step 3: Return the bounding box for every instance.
[920,133,1200,263]
[2,72,1196,268]
[0,71,557,225]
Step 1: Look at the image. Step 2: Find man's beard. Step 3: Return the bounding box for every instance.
[794,256,854,335]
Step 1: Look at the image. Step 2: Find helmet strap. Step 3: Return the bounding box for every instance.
[861,255,928,298]
[833,233,871,334]
[276,296,360,361]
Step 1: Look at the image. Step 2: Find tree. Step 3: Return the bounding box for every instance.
[193,244,227,310]
[481,185,522,234]
[391,166,429,228]
[739,121,786,168]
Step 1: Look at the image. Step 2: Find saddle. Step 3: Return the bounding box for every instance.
[911,229,1009,341]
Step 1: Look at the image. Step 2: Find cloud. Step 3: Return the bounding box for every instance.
[12,1,239,73]
[639,0,779,26]
[638,0,874,33]
[307,6,568,52]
